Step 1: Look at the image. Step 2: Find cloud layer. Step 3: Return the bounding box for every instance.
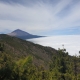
[0,0,80,35]
[28,35,80,56]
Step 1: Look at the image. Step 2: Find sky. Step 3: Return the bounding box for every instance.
[0,0,80,35]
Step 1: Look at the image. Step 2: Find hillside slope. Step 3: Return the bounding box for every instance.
[0,34,80,80]
[0,34,57,68]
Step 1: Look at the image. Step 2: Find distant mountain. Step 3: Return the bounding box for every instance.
[7,29,44,39]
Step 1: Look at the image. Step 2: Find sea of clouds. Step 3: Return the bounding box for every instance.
[27,35,80,56]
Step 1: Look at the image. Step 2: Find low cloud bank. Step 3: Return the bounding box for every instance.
[28,35,80,56]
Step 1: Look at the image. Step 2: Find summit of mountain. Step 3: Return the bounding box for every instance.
[7,29,44,39]
[10,29,31,36]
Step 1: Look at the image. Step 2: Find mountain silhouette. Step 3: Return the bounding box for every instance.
[7,29,43,39]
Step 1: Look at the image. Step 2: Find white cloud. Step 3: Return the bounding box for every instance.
[0,2,53,33]
[52,0,72,15]
[0,0,80,35]
[27,35,80,56]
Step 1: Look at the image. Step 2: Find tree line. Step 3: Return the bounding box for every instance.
[0,43,80,80]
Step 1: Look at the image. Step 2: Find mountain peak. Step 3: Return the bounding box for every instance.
[12,29,30,35]
[8,29,30,36]
[13,29,22,32]
[7,29,43,39]
[13,29,26,32]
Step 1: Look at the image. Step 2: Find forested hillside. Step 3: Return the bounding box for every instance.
[0,34,80,80]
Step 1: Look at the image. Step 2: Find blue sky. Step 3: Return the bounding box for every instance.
[0,0,80,36]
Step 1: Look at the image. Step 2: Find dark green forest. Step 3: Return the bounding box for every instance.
[0,34,80,80]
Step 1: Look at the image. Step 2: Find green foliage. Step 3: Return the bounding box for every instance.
[0,34,80,80]
[0,43,4,52]
[0,53,15,80]
[1,50,80,80]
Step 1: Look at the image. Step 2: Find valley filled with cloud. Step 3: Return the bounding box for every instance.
[28,35,80,56]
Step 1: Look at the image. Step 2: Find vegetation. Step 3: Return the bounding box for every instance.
[0,34,80,80]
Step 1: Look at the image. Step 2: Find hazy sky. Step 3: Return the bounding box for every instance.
[0,0,80,35]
